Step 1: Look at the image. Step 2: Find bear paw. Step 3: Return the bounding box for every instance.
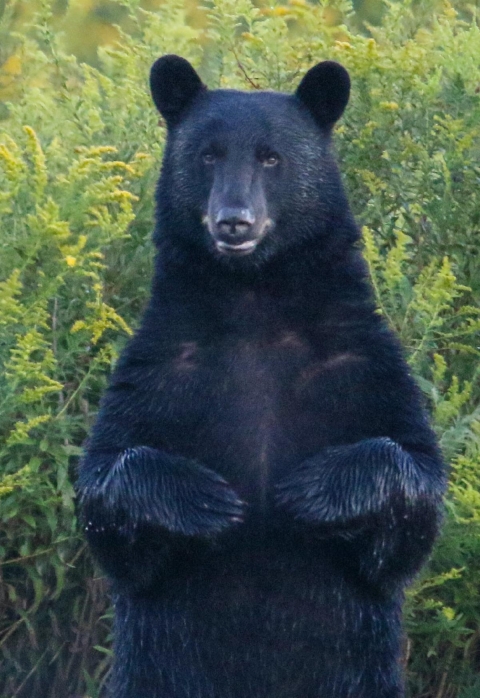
[80,446,246,540]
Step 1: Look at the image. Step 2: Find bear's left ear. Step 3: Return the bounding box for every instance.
[295,61,350,130]
[150,55,206,128]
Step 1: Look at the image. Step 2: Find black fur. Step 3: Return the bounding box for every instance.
[296,60,351,130]
[150,55,206,127]
[78,56,446,698]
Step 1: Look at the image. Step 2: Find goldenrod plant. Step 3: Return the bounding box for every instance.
[0,1,479,696]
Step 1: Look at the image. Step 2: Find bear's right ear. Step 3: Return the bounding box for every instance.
[150,55,206,128]
[295,61,350,130]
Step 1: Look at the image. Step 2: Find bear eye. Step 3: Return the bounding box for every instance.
[263,153,279,167]
[202,152,216,165]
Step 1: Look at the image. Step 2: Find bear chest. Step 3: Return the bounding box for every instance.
[150,329,366,504]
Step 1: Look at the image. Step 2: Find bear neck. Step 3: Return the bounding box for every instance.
[151,214,374,326]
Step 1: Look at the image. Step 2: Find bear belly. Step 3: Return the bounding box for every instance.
[112,537,403,698]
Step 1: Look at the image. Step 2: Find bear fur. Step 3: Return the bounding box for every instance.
[78,55,446,698]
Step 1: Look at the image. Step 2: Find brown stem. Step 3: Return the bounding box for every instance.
[231,45,261,89]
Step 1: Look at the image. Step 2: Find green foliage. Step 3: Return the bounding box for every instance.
[0,1,479,696]
[364,225,480,697]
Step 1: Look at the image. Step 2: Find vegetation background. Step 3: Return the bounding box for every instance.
[0,0,479,696]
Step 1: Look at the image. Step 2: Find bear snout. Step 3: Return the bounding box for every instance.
[206,208,272,256]
[215,206,255,242]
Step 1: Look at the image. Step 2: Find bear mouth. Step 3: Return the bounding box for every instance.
[215,239,258,256]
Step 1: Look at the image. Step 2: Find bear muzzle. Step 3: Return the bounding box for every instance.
[205,208,271,256]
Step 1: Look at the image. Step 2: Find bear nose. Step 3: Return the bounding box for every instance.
[215,207,255,237]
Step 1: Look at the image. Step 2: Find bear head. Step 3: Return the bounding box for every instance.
[150,55,353,269]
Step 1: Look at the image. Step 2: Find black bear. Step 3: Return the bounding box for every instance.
[78,55,446,698]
